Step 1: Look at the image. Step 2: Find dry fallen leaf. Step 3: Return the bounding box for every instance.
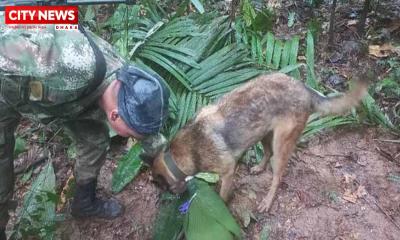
[57,171,74,211]
[343,189,358,203]
[347,20,358,26]
[368,44,396,58]
[355,185,367,198]
[342,185,367,204]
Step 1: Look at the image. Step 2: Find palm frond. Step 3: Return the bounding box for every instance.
[123,16,262,137]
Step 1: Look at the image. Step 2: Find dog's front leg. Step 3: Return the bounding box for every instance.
[219,170,235,202]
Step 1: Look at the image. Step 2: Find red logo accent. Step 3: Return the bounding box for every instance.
[5,6,78,24]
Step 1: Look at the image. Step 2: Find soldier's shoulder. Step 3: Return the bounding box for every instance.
[87,29,126,77]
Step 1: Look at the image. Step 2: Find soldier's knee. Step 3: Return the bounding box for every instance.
[0,133,15,162]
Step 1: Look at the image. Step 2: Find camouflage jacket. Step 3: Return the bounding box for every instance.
[0,13,125,121]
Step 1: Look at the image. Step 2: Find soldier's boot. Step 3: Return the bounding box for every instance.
[71,180,124,219]
[0,228,5,240]
[0,210,9,240]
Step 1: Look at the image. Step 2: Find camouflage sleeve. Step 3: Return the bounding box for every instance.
[0,22,125,98]
[0,23,95,80]
[88,30,126,84]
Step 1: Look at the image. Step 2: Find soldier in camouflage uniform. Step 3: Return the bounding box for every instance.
[0,16,169,239]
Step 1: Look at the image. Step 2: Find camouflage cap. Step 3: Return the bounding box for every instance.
[117,65,170,135]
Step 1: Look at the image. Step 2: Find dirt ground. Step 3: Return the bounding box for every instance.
[32,126,398,240]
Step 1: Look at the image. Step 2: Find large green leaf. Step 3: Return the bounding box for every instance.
[12,162,56,240]
[14,136,26,158]
[153,193,186,240]
[111,144,143,193]
[183,179,242,240]
[185,200,235,240]
[153,180,242,240]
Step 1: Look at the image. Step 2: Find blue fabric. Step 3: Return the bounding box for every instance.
[117,65,170,135]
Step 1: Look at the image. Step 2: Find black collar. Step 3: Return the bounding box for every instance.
[164,148,187,182]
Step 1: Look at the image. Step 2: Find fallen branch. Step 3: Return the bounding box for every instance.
[375,146,399,165]
[373,139,400,144]
[362,194,400,231]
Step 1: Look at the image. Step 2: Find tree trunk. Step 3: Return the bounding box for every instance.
[357,0,371,36]
[229,0,240,22]
[328,0,338,47]
[229,0,240,43]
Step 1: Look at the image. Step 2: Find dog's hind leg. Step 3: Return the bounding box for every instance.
[257,117,306,212]
[251,131,273,174]
[219,168,235,202]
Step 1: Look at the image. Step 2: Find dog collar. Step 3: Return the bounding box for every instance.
[164,149,187,182]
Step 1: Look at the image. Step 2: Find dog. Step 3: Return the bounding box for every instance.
[146,72,368,212]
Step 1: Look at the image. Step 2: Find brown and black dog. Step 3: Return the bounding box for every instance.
[148,72,368,212]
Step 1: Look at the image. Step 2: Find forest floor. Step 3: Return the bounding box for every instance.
[56,127,400,240]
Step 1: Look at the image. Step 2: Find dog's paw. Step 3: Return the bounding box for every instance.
[250,165,265,175]
[257,197,273,213]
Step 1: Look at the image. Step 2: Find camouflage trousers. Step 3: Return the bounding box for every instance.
[0,97,110,228]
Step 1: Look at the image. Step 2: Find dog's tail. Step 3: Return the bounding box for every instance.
[309,77,369,116]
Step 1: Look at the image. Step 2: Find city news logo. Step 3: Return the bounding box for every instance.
[4,6,78,30]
